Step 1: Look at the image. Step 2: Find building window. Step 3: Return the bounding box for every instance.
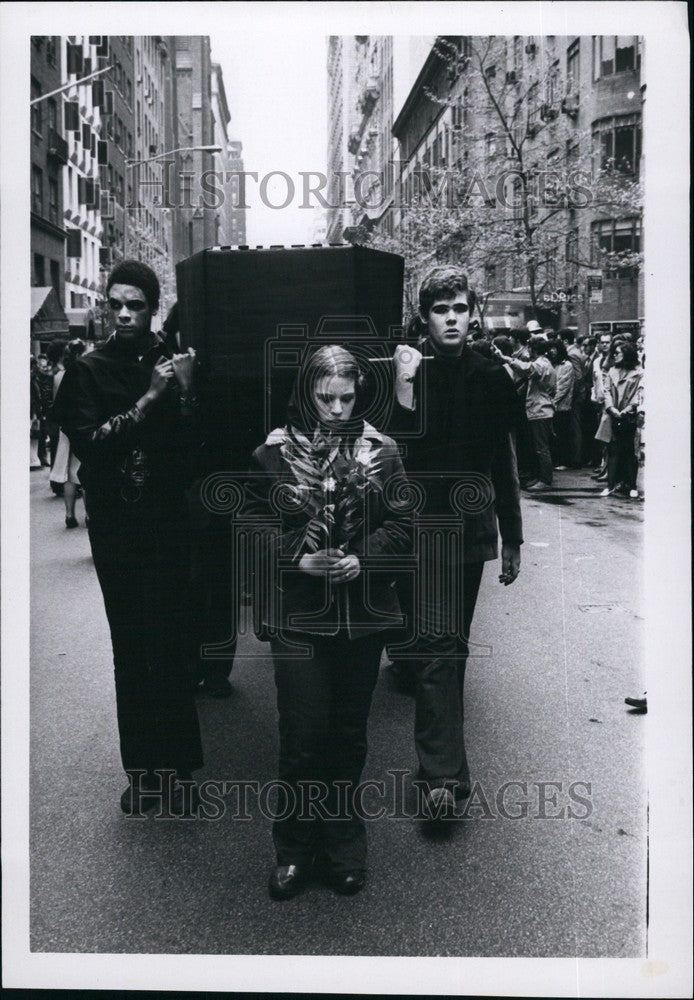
[566,39,580,93]
[592,36,639,80]
[46,36,57,65]
[544,244,557,287]
[513,36,522,73]
[50,259,61,294]
[527,81,539,132]
[485,133,498,164]
[33,253,45,285]
[592,217,641,274]
[513,256,525,288]
[32,165,43,214]
[46,97,57,134]
[546,61,560,106]
[593,115,641,175]
[565,228,579,286]
[31,78,42,134]
[48,174,59,224]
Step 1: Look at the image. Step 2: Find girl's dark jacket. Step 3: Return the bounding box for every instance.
[241,421,413,641]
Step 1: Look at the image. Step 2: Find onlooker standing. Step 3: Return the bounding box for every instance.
[601,342,643,499]
[559,329,588,467]
[590,332,613,476]
[35,354,54,467]
[496,335,556,491]
[547,340,575,470]
[30,357,43,469]
[508,328,533,485]
[45,339,68,471]
[50,339,86,527]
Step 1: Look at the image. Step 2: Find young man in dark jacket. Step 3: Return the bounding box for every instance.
[389,265,523,819]
[53,260,203,815]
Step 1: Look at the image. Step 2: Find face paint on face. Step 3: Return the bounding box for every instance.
[107,283,153,343]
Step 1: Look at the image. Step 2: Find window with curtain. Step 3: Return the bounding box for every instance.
[592,36,639,80]
[593,115,641,175]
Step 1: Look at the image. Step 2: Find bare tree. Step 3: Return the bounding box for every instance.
[354,35,643,322]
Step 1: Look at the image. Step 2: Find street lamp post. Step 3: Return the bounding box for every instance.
[121,145,222,261]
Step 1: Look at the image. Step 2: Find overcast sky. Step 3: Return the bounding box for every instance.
[211,33,328,246]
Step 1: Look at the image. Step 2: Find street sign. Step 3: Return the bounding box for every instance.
[586,271,603,304]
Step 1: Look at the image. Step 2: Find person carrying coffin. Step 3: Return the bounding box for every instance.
[53,260,204,816]
[389,265,523,821]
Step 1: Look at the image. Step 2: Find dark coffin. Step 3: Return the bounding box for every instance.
[176,244,404,473]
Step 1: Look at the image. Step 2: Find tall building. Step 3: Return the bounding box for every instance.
[61,36,104,337]
[326,36,431,242]
[389,35,644,335]
[169,36,218,264]
[326,36,355,242]
[128,35,173,316]
[226,139,247,245]
[210,62,235,245]
[30,34,69,343]
[100,36,135,275]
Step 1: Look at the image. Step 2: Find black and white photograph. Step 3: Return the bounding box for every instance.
[1,1,691,995]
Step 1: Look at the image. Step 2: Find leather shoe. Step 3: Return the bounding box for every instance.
[268,864,309,900]
[120,778,161,815]
[329,871,366,896]
[423,786,456,821]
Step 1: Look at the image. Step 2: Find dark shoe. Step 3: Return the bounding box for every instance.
[625,694,647,713]
[525,481,551,492]
[163,771,201,817]
[268,864,310,900]
[201,676,233,699]
[423,786,456,821]
[329,871,366,896]
[120,775,161,816]
[65,515,78,529]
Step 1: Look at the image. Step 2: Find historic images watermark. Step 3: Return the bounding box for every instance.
[124,769,594,822]
[97,163,594,219]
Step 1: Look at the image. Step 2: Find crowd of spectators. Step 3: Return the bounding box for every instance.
[481,320,644,499]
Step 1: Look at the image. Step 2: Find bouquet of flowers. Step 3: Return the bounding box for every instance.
[280,426,383,557]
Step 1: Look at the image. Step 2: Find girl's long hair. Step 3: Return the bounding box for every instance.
[287,345,366,439]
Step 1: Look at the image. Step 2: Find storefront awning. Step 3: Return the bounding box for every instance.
[65,307,100,338]
[30,287,69,339]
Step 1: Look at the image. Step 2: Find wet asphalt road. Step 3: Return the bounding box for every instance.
[30,467,646,957]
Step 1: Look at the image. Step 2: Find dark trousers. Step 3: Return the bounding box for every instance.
[528,417,554,485]
[568,397,583,467]
[581,401,600,465]
[410,559,485,797]
[607,420,639,490]
[515,409,535,484]
[88,509,203,775]
[552,410,572,467]
[189,517,237,682]
[270,630,384,873]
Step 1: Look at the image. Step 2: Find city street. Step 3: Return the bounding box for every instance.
[30,466,646,958]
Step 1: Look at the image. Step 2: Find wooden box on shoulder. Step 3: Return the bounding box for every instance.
[176,244,404,473]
